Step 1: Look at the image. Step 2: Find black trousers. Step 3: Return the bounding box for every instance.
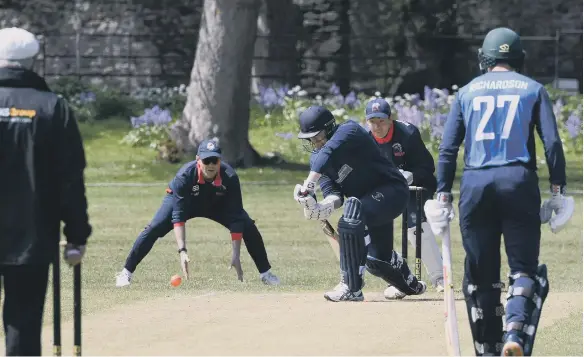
[0,264,49,356]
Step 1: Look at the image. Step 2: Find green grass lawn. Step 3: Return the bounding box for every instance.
[79,119,584,190]
[34,184,583,355]
[2,119,580,355]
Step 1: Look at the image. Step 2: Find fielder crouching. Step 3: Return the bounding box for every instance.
[116,139,280,286]
[364,98,445,299]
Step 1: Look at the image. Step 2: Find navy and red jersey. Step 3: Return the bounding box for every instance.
[369,120,437,193]
[168,160,246,235]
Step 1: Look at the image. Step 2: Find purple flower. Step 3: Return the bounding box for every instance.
[329,83,341,96]
[257,85,288,111]
[344,91,361,109]
[79,91,96,104]
[424,86,437,110]
[130,105,172,128]
[564,113,582,139]
[430,113,447,139]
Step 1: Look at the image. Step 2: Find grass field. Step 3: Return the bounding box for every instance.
[1,120,582,355]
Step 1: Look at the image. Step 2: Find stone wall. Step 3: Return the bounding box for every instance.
[0,0,581,95]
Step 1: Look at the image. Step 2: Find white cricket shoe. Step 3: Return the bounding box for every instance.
[383,285,407,300]
[260,270,280,285]
[384,281,427,300]
[324,282,364,302]
[115,268,132,287]
[333,271,365,291]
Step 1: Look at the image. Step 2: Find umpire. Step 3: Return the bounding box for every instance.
[0,27,91,356]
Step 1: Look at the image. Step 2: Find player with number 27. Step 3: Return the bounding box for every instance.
[423,27,574,356]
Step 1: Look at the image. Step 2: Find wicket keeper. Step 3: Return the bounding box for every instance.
[424,27,574,356]
[116,139,280,287]
[365,97,445,299]
[0,27,91,356]
[293,105,427,302]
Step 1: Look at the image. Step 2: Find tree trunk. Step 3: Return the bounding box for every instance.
[173,0,262,167]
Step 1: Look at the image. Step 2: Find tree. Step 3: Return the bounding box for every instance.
[172,0,262,167]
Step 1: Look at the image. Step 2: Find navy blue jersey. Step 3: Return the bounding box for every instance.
[369,120,437,192]
[437,71,567,192]
[310,120,407,201]
[168,160,245,234]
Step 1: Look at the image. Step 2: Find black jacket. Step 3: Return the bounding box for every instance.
[370,120,437,193]
[0,67,91,265]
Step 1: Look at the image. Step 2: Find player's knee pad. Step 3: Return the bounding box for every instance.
[338,197,366,292]
[504,264,549,356]
[365,253,418,295]
[463,277,506,355]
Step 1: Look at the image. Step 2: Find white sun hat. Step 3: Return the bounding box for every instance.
[0,27,40,60]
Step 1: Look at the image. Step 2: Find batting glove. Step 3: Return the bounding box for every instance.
[540,184,574,233]
[304,196,336,220]
[424,192,455,236]
[293,183,317,209]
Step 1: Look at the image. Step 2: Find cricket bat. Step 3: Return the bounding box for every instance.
[320,219,340,260]
[442,224,461,356]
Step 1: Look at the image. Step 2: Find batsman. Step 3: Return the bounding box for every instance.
[293,105,427,302]
[365,97,445,299]
[424,27,574,356]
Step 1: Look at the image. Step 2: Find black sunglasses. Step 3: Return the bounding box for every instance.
[202,157,219,165]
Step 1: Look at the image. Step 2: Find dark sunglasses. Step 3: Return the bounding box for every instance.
[202,157,219,165]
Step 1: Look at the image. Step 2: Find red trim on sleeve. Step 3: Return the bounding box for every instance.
[231,233,243,241]
[174,222,185,227]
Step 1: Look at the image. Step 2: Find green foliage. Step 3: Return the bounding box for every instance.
[120,124,172,149]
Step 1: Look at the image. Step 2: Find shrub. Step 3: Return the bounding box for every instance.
[121,105,174,150]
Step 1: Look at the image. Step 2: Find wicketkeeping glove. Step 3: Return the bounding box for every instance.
[399,169,414,185]
[540,185,574,233]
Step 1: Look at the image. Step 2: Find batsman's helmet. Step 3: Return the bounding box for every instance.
[297,105,337,140]
[478,27,525,73]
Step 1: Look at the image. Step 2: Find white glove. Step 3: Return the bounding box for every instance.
[304,196,336,220]
[399,169,414,185]
[423,192,455,236]
[293,183,317,209]
[540,185,574,233]
[63,243,86,266]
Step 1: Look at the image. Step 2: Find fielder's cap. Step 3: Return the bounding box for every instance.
[0,27,40,60]
[197,139,222,159]
[365,98,391,120]
[297,105,335,139]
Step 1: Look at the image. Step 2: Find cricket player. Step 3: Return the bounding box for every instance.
[293,105,427,302]
[0,28,91,355]
[116,139,280,286]
[365,98,444,299]
[424,27,574,356]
